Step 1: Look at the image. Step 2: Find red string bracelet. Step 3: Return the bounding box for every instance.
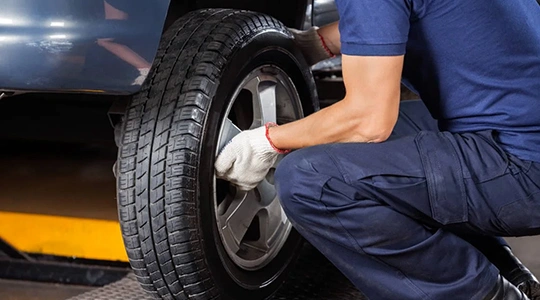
[318,32,335,58]
[265,122,291,154]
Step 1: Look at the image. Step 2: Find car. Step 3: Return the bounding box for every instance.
[0,1,341,299]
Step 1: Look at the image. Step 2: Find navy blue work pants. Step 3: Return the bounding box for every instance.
[275,100,540,300]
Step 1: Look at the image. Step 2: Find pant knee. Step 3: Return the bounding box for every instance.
[274,148,315,206]
[275,146,337,214]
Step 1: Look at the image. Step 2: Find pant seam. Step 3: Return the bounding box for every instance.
[399,110,423,132]
[497,189,540,234]
[317,182,432,300]
[317,143,431,299]
[323,146,352,184]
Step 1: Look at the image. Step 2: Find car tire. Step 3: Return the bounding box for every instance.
[116,8,319,300]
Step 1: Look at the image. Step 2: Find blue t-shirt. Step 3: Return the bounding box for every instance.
[336,0,540,163]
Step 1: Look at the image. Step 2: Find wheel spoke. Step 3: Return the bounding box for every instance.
[273,153,285,168]
[218,118,241,153]
[258,179,277,207]
[258,81,277,124]
[255,197,288,251]
[243,75,277,128]
[218,190,264,253]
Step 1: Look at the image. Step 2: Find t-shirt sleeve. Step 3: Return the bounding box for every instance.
[335,0,412,56]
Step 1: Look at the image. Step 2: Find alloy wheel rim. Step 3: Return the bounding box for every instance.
[214,65,303,273]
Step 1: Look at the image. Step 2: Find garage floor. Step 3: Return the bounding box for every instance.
[0,139,117,221]
[0,279,92,300]
[0,94,539,299]
[1,238,538,300]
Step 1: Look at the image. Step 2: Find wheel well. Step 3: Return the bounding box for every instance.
[163,0,309,32]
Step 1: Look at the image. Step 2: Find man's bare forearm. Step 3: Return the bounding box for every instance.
[268,55,403,151]
[268,97,397,150]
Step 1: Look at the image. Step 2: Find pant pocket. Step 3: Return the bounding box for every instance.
[496,164,540,236]
[415,131,468,225]
[498,191,540,236]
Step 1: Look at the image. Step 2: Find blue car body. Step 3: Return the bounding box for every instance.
[0,0,333,95]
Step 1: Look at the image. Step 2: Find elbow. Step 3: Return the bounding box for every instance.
[363,127,392,143]
[371,133,392,143]
[341,95,399,143]
[351,116,396,143]
[347,122,393,143]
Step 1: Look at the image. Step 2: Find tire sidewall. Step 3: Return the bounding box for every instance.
[198,30,316,299]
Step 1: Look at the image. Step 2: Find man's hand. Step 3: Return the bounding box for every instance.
[215,125,283,191]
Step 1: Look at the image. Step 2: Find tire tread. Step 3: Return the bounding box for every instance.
[117,8,293,299]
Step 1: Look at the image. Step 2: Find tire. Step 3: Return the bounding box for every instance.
[116,8,319,300]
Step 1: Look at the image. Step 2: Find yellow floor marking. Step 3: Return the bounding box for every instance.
[0,212,128,262]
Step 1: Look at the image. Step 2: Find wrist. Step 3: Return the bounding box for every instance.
[317,32,335,57]
[289,27,334,66]
[265,123,290,154]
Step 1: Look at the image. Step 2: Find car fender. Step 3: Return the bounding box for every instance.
[0,0,169,94]
[0,0,313,95]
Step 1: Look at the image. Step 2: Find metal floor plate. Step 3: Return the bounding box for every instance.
[68,244,367,300]
[0,279,92,300]
[66,273,154,300]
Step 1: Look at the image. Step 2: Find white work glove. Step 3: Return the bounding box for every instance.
[215,124,287,191]
[289,26,335,66]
